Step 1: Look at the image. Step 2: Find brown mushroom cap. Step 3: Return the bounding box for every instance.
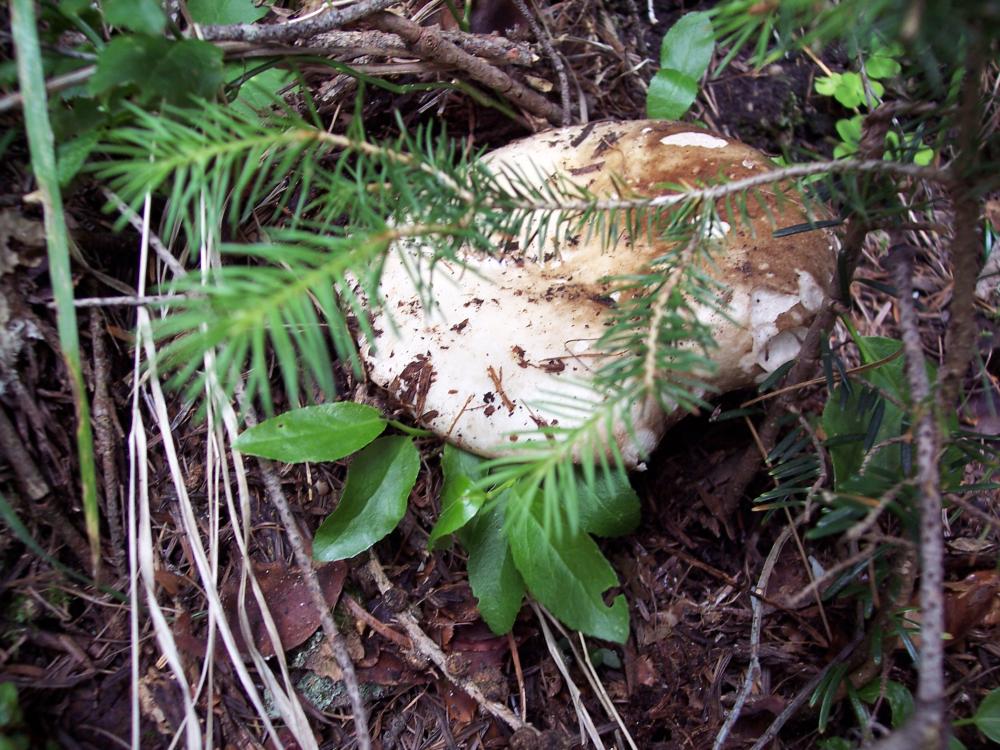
[362,120,837,467]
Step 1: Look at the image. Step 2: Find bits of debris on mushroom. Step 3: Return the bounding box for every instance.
[360,120,837,468]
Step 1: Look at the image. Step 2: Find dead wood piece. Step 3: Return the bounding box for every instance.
[298,29,537,67]
[198,0,398,43]
[371,11,563,125]
[0,404,49,501]
[88,309,124,572]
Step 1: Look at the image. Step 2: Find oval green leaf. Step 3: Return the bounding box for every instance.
[577,468,640,538]
[974,688,1000,743]
[459,502,525,634]
[659,11,715,81]
[508,496,629,643]
[234,403,385,463]
[647,68,699,120]
[313,436,419,562]
[428,445,487,548]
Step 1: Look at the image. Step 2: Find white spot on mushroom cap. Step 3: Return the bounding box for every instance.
[660,132,728,149]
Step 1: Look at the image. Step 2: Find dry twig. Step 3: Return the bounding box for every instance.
[371,11,563,125]
[197,0,397,43]
[367,551,527,732]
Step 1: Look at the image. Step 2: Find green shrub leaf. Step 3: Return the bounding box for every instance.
[577,468,640,537]
[91,36,223,105]
[428,445,487,548]
[858,679,914,728]
[508,495,629,642]
[313,436,419,562]
[188,0,269,25]
[659,11,714,81]
[459,501,525,634]
[973,688,1000,742]
[103,0,166,35]
[647,68,699,120]
[234,403,385,463]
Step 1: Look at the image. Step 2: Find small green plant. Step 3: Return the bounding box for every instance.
[814,43,934,164]
[0,682,30,750]
[235,404,640,642]
[817,683,1000,748]
[646,11,715,120]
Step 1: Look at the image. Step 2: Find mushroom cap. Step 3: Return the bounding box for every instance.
[361,120,837,467]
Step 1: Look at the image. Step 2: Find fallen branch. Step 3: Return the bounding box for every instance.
[371,11,564,125]
[197,0,397,42]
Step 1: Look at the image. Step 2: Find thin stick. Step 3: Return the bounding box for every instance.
[247,440,373,750]
[529,601,603,749]
[510,0,571,124]
[198,0,398,43]
[865,245,945,750]
[506,631,527,723]
[748,636,863,750]
[367,551,527,731]
[713,526,793,750]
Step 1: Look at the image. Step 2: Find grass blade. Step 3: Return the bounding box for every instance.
[11,0,101,576]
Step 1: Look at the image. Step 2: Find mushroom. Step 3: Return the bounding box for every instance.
[360,120,837,467]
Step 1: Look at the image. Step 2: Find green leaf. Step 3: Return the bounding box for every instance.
[103,0,166,34]
[973,688,1000,743]
[0,682,22,727]
[577,468,640,537]
[428,445,487,548]
[865,55,901,80]
[836,115,863,146]
[913,147,935,166]
[858,679,914,728]
[659,11,715,81]
[234,403,385,463]
[459,502,525,634]
[188,0,269,24]
[647,68,699,120]
[228,65,294,114]
[815,74,842,97]
[832,72,866,108]
[90,36,223,105]
[313,436,419,562]
[508,495,629,642]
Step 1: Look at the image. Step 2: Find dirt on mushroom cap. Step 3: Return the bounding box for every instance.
[361,120,837,467]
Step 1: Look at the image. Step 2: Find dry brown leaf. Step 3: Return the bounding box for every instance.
[220,560,347,658]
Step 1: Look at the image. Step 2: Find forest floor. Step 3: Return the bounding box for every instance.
[1,1,999,749]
